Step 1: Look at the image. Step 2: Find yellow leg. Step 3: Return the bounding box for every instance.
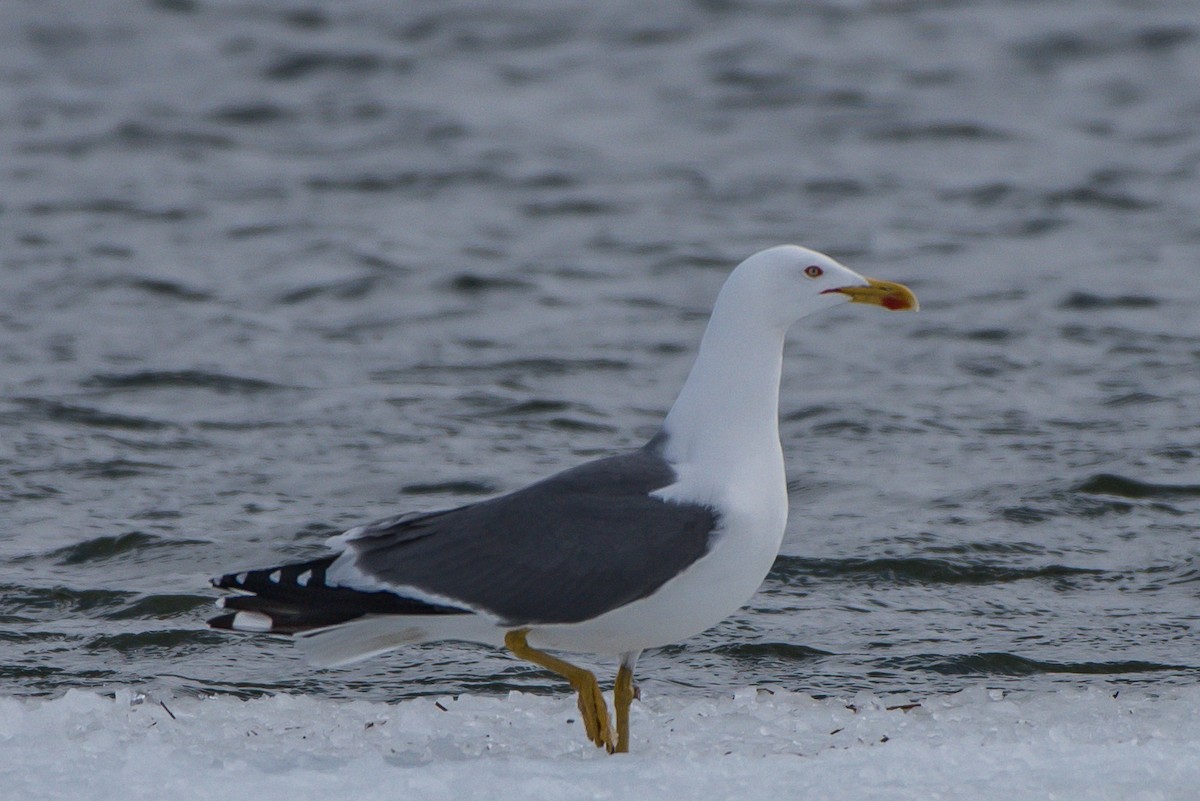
[505,629,614,753]
[614,661,635,754]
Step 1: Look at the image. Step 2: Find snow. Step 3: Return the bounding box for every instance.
[2,686,1197,801]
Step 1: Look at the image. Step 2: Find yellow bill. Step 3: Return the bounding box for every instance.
[826,278,919,311]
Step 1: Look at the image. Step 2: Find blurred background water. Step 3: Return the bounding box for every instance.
[2,0,1198,702]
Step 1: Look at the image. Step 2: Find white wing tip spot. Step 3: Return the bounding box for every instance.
[268,570,282,584]
[297,570,312,587]
[232,611,275,632]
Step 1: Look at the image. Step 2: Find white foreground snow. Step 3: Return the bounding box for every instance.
[2,685,1197,801]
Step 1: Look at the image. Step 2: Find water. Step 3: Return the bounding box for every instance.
[2,0,1199,703]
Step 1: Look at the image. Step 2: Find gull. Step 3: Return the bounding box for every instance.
[209,245,918,753]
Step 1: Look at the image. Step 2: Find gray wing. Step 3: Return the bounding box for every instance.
[337,442,717,626]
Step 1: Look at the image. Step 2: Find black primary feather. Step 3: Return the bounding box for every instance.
[207,554,467,634]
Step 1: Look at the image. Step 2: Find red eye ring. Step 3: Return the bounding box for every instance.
[804,265,823,278]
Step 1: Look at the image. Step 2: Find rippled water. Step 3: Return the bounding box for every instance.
[3,0,1199,702]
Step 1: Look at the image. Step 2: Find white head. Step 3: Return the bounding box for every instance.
[717,245,918,333]
[661,244,918,472]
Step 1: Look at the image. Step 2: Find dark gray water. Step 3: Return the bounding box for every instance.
[3,0,1199,703]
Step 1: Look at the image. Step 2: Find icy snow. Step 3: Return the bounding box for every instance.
[2,685,1197,801]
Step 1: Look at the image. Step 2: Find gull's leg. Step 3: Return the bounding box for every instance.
[614,649,641,754]
[505,629,614,752]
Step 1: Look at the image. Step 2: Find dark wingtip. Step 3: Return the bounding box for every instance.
[206,554,470,637]
[207,612,238,630]
[212,571,251,590]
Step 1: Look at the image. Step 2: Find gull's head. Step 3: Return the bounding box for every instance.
[726,245,918,329]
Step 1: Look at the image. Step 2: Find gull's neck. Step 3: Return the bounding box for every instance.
[660,277,788,477]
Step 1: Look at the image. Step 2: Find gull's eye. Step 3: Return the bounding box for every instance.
[804,265,823,278]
